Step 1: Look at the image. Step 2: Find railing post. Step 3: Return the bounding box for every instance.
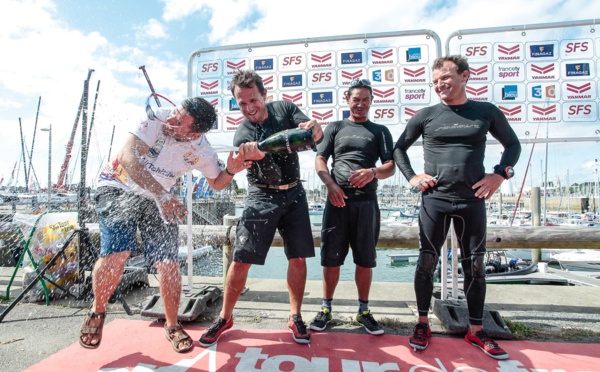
[531,187,542,263]
[222,215,240,287]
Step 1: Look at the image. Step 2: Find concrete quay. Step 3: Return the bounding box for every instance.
[1,267,600,371]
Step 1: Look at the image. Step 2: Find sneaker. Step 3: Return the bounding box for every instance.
[198,317,234,347]
[356,310,384,335]
[465,328,509,360]
[309,308,332,332]
[288,314,311,344]
[409,322,431,350]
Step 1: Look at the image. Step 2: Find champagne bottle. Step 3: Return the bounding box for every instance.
[257,128,316,154]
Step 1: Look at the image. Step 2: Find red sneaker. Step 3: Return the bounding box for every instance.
[288,314,311,344]
[465,329,509,360]
[409,322,431,350]
[199,317,233,347]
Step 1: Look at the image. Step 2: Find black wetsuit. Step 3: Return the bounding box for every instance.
[394,100,521,325]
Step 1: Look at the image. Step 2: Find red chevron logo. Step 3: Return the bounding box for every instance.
[371,49,394,59]
[282,92,303,102]
[403,67,425,77]
[311,53,332,63]
[209,98,218,107]
[470,65,488,76]
[498,45,520,55]
[465,85,488,96]
[373,88,395,98]
[200,81,219,90]
[404,107,419,116]
[532,105,556,116]
[312,110,333,121]
[499,106,522,116]
[226,60,246,69]
[263,76,274,85]
[531,64,554,74]
[226,116,244,125]
[566,82,592,93]
[341,70,363,80]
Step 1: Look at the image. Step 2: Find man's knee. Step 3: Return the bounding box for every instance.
[416,251,438,275]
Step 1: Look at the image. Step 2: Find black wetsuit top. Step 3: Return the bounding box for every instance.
[394,100,521,200]
[317,119,394,199]
[233,101,309,186]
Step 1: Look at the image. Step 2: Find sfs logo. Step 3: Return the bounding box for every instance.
[283,56,303,65]
[373,108,395,119]
[465,46,488,56]
[201,62,219,73]
[567,104,592,115]
[564,42,589,53]
[312,72,332,82]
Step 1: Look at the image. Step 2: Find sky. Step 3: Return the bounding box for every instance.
[1,0,599,193]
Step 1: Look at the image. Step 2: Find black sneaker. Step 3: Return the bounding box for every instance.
[198,317,234,347]
[288,314,311,344]
[409,322,431,350]
[356,310,384,335]
[465,328,509,360]
[309,308,332,332]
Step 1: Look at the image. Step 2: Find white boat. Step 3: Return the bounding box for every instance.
[551,249,600,272]
[308,202,325,214]
[177,245,214,262]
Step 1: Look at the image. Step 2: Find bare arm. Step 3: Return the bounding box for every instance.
[316,155,347,207]
[205,151,252,190]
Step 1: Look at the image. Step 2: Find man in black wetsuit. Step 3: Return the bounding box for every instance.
[309,78,395,335]
[199,69,323,346]
[394,55,520,360]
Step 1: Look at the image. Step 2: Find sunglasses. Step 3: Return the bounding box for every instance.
[349,78,372,87]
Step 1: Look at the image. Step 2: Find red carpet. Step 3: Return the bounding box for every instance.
[28,319,599,371]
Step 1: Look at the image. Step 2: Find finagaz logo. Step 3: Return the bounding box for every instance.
[254,58,274,71]
[498,44,520,55]
[341,70,363,81]
[226,116,244,125]
[566,82,592,94]
[226,60,246,70]
[311,53,332,63]
[530,44,554,58]
[371,49,393,59]
[470,65,488,76]
[499,106,522,116]
[531,63,554,74]
[341,52,363,65]
[312,110,333,121]
[403,67,425,77]
[311,92,333,105]
[282,92,303,103]
[373,88,395,98]
[200,81,219,90]
[532,105,556,116]
[466,86,488,96]
[565,63,590,77]
[282,75,303,87]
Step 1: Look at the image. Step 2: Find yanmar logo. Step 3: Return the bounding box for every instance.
[200,81,219,90]
[282,92,303,103]
[566,82,591,94]
[341,70,363,81]
[226,116,244,125]
[371,49,393,59]
[263,75,274,87]
[470,66,488,76]
[499,106,522,116]
[532,105,556,116]
[498,44,520,55]
[373,88,395,98]
[466,86,488,96]
[404,107,420,117]
[403,67,425,77]
[312,110,334,121]
[226,60,246,70]
[531,64,554,74]
[208,98,219,107]
[312,53,332,63]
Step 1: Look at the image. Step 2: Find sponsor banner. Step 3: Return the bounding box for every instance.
[560,39,594,59]
[401,105,426,123]
[197,59,222,78]
[368,47,398,65]
[372,86,399,105]
[562,101,598,122]
[223,114,245,132]
[308,50,335,69]
[493,42,524,61]
[308,69,337,89]
[252,56,276,72]
[279,72,307,90]
[498,103,527,123]
[398,45,430,63]
[400,65,430,84]
[468,64,492,82]
[338,49,366,66]
[338,68,368,86]
[197,79,221,96]
[493,83,526,102]
[493,63,525,82]
[338,108,351,121]
[526,61,559,81]
[370,105,399,125]
[561,60,593,79]
[221,77,233,96]
[279,91,307,109]
[205,96,223,114]
[561,81,596,100]
[400,85,431,104]
[526,41,558,60]
[527,103,561,122]
[309,108,337,125]
[223,96,238,113]
[224,58,249,75]
[261,74,276,92]
[278,53,306,71]
[461,43,492,62]
[465,83,492,102]
[527,82,559,101]
[370,67,398,85]
[309,90,336,108]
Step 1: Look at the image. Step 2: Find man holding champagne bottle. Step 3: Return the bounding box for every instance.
[199,69,323,346]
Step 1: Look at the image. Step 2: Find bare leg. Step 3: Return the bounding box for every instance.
[287,257,307,315]
[355,265,372,302]
[155,261,191,350]
[219,261,251,320]
[322,266,340,299]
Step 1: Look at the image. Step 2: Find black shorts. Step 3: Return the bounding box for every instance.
[233,185,315,265]
[320,198,380,268]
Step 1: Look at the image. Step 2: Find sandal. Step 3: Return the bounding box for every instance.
[165,322,194,353]
[79,310,106,349]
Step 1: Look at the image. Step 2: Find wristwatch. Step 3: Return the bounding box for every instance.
[493,165,514,179]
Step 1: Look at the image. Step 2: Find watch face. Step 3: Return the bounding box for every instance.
[505,166,514,178]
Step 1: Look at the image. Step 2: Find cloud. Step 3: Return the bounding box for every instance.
[135,18,168,40]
